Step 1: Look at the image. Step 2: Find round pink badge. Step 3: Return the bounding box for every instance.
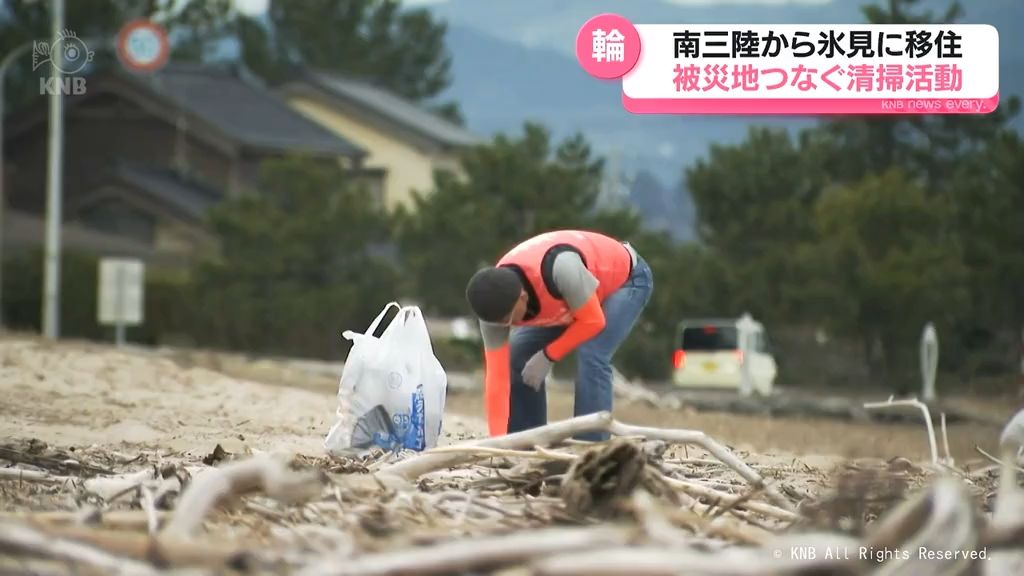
[575,13,642,80]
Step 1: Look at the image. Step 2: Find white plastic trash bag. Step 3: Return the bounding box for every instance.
[324,302,447,456]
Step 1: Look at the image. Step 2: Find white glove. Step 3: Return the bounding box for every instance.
[522,350,554,390]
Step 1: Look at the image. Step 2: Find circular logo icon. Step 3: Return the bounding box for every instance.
[116,19,169,73]
[575,13,642,80]
[53,33,94,75]
[33,32,96,75]
[392,413,410,430]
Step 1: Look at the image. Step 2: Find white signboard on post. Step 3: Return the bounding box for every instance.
[98,258,144,345]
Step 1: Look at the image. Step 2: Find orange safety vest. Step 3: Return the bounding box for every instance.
[495,230,633,326]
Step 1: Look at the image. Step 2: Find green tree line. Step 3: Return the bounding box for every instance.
[2,0,1021,393]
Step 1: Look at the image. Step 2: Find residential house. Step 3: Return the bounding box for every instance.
[2,62,376,269]
[277,70,482,211]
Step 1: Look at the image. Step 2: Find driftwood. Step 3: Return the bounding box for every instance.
[296,525,633,576]
[863,397,946,466]
[997,409,1024,449]
[0,520,158,576]
[83,470,158,502]
[533,542,862,576]
[659,474,798,521]
[974,445,1024,473]
[13,521,250,569]
[871,478,979,576]
[631,488,772,545]
[1,408,1023,576]
[0,442,114,476]
[0,467,76,484]
[423,441,797,522]
[381,411,795,512]
[162,455,323,537]
[533,476,1019,576]
[984,409,1024,575]
[2,509,170,531]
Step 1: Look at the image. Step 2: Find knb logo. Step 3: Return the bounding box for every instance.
[38,76,86,96]
[33,29,93,96]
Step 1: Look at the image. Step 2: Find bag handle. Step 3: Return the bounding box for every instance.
[365,301,401,338]
[401,306,436,354]
[341,330,364,342]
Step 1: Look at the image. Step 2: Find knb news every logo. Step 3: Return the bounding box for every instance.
[33,29,94,96]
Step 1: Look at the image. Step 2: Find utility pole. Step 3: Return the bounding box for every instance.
[42,0,65,339]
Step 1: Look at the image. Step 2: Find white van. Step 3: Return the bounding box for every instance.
[671,315,777,395]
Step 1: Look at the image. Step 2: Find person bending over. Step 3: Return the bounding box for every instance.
[464,229,654,441]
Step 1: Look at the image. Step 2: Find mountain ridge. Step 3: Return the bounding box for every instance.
[430,0,1022,242]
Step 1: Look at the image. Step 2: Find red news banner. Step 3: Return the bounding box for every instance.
[575,14,1000,115]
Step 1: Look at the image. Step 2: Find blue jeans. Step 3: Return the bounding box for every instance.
[507,253,654,441]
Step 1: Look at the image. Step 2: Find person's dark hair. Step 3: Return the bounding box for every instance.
[465,267,522,322]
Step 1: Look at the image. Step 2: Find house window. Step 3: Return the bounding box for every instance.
[367,175,386,210]
[77,200,157,245]
[353,171,386,210]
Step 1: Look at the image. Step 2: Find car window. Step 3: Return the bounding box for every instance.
[681,325,738,350]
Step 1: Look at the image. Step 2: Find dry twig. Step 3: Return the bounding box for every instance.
[162,455,322,538]
[382,412,794,512]
[296,525,634,576]
[0,520,158,576]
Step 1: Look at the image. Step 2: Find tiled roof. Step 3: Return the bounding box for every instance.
[127,64,366,157]
[110,162,218,222]
[301,70,481,148]
[3,210,189,269]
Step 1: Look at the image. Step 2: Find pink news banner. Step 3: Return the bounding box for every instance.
[575,14,1000,115]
